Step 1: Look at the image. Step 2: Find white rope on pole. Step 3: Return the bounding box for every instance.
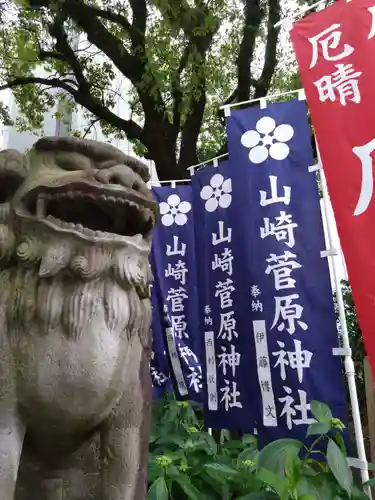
[317,143,371,495]
[219,88,305,113]
[148,179,190,186]
[188,152,229,176]
[274,0,326,28]
[275,0,353,29]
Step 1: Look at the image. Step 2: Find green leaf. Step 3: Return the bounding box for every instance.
[237,448,258,469]
[223,439,244,449]
[173,474,201,500]
[199,469,228,493]
[333,431,347,456]
[256,438,303,477]
[242,434,258,447]
[155,434,185,447]
[351,485,371,499]
[326,439,353,495]
[297,475,335,500]
[148,462,163,483]
[165,464,182,480]
[310,401,332,423]
[307,421,331,436]
[256,467,288,499]
[204,463,239,476]
[284,450,302,487]
[236,493,278,500]
[200,432,218,454]
[148,476,169,500]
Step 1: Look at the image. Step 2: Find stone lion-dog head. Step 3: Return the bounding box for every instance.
[3,137,158,341]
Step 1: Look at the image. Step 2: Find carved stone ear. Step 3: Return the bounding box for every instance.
[0,149,29,205]
[138,299,152,349]
[113,251,151,297]
[39,243,71,277]
[0,223,15,263]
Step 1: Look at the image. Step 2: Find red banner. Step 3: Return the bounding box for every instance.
[290,0,375,374]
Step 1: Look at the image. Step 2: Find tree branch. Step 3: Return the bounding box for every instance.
[76,4,132,33]
[0,76,144,142]
[153,0,195,34]
[83,118,100,138]
[129,0,147,36]
[178,4,219,169]
[59,0,170,136]
[49,13,90,92]
[38,49,66,63]
[0,76,76,93]
[83,1,146,50]
[236,0,264,103]
[171,42,193,131]
[213,0,280,159]
[254,0,281,99]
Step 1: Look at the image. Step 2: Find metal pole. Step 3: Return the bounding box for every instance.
[318,146,370,494]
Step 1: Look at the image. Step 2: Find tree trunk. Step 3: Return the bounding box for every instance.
[143,118,187,182]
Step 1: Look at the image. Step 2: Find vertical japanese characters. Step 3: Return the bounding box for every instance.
[193,165,261,432]
[150,188,203,401]
[200,173,242,412]
[258,173,315,431]
[226,98,347,443]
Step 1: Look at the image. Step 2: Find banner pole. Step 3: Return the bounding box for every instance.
[318,147,370,493]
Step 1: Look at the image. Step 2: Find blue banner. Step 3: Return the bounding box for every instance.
[151,186,204,402]
[225,99,347,444]
[192,162,261,431]
[150,273,172,398]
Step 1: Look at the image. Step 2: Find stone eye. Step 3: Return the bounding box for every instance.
[54,152,92,171]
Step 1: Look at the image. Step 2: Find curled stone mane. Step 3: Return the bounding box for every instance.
[0,230,153,344]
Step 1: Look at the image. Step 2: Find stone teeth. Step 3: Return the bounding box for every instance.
[134,233,143,243]
[75,224,84,232]
[36,194,46,218]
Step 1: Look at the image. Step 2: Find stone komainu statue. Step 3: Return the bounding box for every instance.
[0,137,158,500]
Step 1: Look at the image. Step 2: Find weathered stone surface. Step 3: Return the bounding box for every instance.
[0,138,157,500]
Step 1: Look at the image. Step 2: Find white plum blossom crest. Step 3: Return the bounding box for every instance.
[159,194,191,226]
[241,116,294,164]
[200,173,232,212]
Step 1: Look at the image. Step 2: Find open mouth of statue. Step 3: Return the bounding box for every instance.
[23,185,156,242]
